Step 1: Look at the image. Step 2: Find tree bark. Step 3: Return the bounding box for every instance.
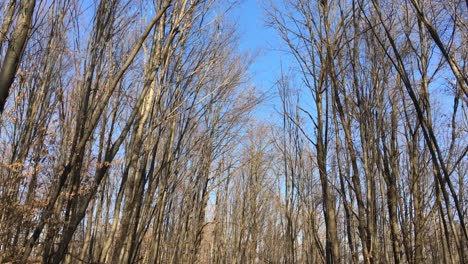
[0,0,35,113]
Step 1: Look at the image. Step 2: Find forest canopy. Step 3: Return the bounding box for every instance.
[0,0,466,263]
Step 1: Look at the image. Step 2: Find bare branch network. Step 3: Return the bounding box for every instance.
[0,0,466,263]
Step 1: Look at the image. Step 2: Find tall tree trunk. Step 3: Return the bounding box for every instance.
[0,0,35,113]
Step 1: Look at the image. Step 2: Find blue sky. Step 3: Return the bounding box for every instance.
[231,0,283,120]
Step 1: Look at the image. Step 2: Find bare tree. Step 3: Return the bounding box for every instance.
[0,0,466,263]
[0,0,35,113]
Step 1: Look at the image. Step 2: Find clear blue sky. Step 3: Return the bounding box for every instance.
[231,0,283,120]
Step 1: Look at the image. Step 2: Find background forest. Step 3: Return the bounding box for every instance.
[0,0,466,263]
